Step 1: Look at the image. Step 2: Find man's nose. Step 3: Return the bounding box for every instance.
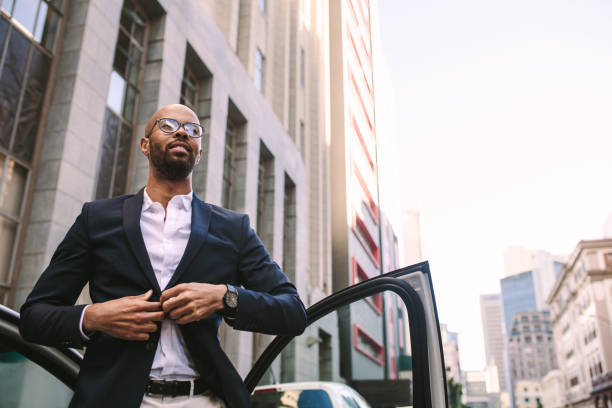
[173,127,189,139]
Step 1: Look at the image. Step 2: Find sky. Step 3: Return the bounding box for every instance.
[376,0,612,371]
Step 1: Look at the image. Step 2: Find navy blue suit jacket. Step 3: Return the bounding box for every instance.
[19,189,307,407]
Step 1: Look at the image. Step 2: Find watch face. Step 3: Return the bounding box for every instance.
[225,287,238,309]
[226,292,238,308]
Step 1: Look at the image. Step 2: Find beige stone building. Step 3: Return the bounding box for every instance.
[547,239,612,408]
[1,0,336,382]
[513,380,542,408]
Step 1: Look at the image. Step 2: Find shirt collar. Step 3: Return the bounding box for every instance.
[142,188,193,212]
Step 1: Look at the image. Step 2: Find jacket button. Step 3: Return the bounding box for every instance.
[145,342,155,351]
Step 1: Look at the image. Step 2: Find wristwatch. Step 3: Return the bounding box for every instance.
[222,284,239,317]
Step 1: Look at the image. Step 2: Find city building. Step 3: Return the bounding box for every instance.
[503,247,565,311]
[463,370,490,408]
[506,311,557,381]
[441,324,462,383]
[547,239,612,408]
[0,0,328,382]
[513,380,542,408]
[480,293,507,392]
[500,271,538,336]
[1,0,411,397]
[541,370,567,408]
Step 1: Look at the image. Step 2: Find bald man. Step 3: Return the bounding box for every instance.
[20,104,307,408]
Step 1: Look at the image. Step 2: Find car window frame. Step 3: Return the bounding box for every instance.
[245,261,448,408]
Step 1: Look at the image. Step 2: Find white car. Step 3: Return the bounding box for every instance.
[252,381,372,408]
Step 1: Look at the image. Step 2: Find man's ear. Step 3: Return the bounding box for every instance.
[195,148,203,166]
[140,137,150,157]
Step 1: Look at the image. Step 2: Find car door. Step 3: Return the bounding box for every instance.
[246,261,448,408]
[0,304,81,407]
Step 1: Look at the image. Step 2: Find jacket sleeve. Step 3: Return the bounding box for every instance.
[226,214,307,335]
[19,203,93,349]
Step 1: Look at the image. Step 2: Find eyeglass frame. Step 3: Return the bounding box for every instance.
[145,118,205,139]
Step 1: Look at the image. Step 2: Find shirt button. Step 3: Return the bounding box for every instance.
[145,342,155,351]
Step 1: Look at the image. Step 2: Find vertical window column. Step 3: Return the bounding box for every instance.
[95,0,148,199]
[282,175,296,281]
[256,142,274,252]
[0,0,63,304]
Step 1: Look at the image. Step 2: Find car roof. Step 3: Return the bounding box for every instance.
[254,381,354,393]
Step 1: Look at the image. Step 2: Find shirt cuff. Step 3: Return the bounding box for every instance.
[79,305,92,341]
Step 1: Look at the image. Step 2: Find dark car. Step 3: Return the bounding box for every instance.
[0,262,447,408]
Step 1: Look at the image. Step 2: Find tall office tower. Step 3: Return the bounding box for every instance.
[500,271,538,334]
[399,208,423,267]
[328,0,395,389]
[503,247,565,310]
[441,324,462,383]
[480,294,507,392]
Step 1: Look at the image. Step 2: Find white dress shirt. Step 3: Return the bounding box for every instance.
[141,189,198,379]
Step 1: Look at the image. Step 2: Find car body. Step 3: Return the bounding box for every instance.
[252,381,372,408]
[0,262,447,408]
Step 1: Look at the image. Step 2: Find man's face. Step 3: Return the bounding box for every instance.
[144,105,202,180]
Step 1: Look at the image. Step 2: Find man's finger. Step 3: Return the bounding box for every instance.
[132,300,163,312]
[168,304,192,320]
[160,284,187,303]
[134,289,153,300]
[161,295,189,313]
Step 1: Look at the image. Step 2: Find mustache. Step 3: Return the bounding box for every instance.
[166,140,193,153]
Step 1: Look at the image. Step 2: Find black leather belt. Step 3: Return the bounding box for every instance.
[145,378,207,397]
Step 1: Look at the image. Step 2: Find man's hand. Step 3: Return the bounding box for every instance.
[83,290,164,341]
[160,283,226,325]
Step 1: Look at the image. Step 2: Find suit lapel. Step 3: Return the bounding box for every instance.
[167,194,212,288]
[123,189,161,294]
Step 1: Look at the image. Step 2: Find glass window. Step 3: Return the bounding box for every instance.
[96,0,148,199]
[250,293,410,408]
[0,349,73,407]
[0,3,62,303]
[254,48,264,92]
[257,0,266,14]
[300,47,305,87]
[222,118,236,209]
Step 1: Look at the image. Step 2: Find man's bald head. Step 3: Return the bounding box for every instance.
[145,104,199,138]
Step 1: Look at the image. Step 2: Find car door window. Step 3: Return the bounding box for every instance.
[246,263,447,408]
[250,292,414,407]
[0,345,73,407]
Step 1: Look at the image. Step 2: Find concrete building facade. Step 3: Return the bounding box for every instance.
[547,239,612,408]
[506,311,557,382]
[0,0,339,383]
[2,0,410,393]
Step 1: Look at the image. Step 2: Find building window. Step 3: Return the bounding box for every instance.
[569,376,579,387]
[353,212,380,267]
[299,120,305,159]
[254,48,264,92]
[300,47,305,87]
[180,64,198,111]
[352,257,382,314]
[282,175,296,281]
[257,0,266,14]
[222,118,236,209]
[605,253,612,269]
[0,1,64,304]
[256,142,274,251]
[96,0,148,199]
[353,324,384,365]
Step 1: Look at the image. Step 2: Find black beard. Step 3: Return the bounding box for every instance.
[149,138,196,180]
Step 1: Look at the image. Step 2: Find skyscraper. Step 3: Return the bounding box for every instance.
[480,294,507,392]
[500,271,538,334]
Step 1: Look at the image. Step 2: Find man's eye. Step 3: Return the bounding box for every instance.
[160,122,175,131]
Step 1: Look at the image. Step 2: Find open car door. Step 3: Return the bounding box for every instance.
[246,261,448,408]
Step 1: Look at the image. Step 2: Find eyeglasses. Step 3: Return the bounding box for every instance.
[146,118,205,138]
